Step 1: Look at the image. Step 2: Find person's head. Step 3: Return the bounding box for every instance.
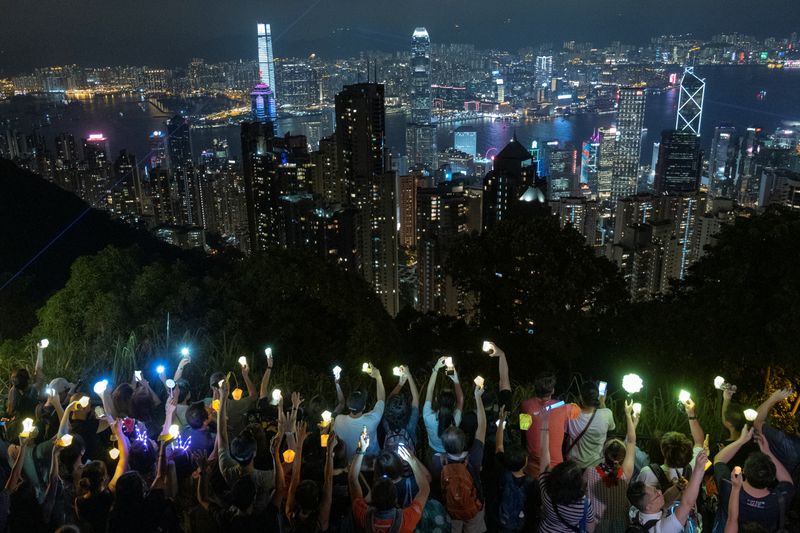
[11,368,30,390]
[209,372,225,392]
[503,444,528,473]
[724,405,746,433]
[371,477,398,511]
[185,401,209,430]
[60,433,86,473]
[347,390,367,416]
[743,451,777,489]
[78,460,108,496]
[129,437,158,478]
[55,526,82,533]
[579,381,600,408]
[628,480,664,514]
[384,394,410,431]
[603,439,627,468]
[295,480,321,515]
[546,460,586,506]
[230,474,256,512]
[111,383,135,418]
[175,379,191,404]
[441,426,467,455]
[660,431,693,468]
[114,471,146,508]
[437,389,456,437]
[69,392,91,418]
[230,429,257,466]
[376,451,404,480]
[533,371,556,399]
[333,438,348,469]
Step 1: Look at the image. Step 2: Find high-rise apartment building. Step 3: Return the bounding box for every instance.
[612,87,646,205]
[709,125,737,198]
[454,129,477,157]
[596,127,617,203]
[241,120,278,253]
[166,115,198,226]
[335,83,399,316]
[535,56,553,87]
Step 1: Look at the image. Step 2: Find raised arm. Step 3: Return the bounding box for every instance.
[173,356,191,382]
[160,392,178,438]
[623,400,639,480]
[491,343,511,394]
[715,425,752,465]
[540,409,552,473]
[216,380,230,457]
[241,361,257,399]
[683,398,705,448]
[474,383,487,444]
[372,366,385,403]
[721,387,737,438]
[270,433,287,508]
[406,366,420,408]
[35,340,46,387]
[46,388,64,424]
[4,439,30,493]
[724,466,742,533]
[41,444,62,523]
[496,406,507,454]
[756,432,793,484]
[259,357,273,400]
[56,400,79,438]
[398,445,430,507]
[319,433,336,532]
[673,450,708,527]
[754,389,792,432]
[333,369,345,416]
[348,432,368,500]
[109,419,130,492]
[285,422,309,518]
[451,369,464,413]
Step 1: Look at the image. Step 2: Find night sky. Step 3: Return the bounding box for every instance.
[1,0,798,73]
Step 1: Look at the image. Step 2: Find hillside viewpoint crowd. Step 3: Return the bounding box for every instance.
[1,341,798,533]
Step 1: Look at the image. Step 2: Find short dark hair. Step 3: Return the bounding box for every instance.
[371,477,398,511]
[744,451,777,489]
[437,389,456,437]
[230,474,256,511]
[579,382,600,408]
[111,383,135,418]
[230,429,257,465]
[533,372,557,397]
[209,372,225,389]
[376,451,403,479]
[347,390,367,413]
[295,479,320,512]
[545,460,586,505]
[604,439,626,467]
[503,444,528,472]
[185,401,208,429]
[129,438,158,477]
[660,432,693,468]
[627,480,649,510]
[11,368,30,389]
[175,379,191,403]
[384,394,410,431]
[441,426,467,455]
[724,404,746,432]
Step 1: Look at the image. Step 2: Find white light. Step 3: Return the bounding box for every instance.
[482,341,492,353]
[272,389,282,402]
[362,362,371,373]
[474,376,485,389]
[238,356,247,367]
[332,365,342,379]
[40,339,49,348]
[46,387,55,396]
[444,356,453,369]
[156,365,165,374]
[180,347,190,357]
[93,380,108,395]
[679,390,691,403]
[321,410,332,423]
[59,434,74,447]
[632,402,642,415]
[109,448,120,460]
[265,347,272,358]
[165,379,175,389]
[20,418,34,437]
[714,376,726,390]
[744,409,757,422]
[94,406,105,418]
[78,396,90,408]
[622,374,644,394]
[393,366,402,377]
[168,424,180,439]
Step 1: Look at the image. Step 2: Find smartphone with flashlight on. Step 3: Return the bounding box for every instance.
[545,400,566,412]
[134,370,142,382]
[598,381,607,397]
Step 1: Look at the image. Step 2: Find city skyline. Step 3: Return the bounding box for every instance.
[1,0,799,73]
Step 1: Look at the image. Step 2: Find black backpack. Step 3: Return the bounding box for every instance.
[625,514,660,533]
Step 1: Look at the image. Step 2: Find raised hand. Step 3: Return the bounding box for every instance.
[358,431,370,453]
[739,424,753,443]
[296,421,308,444]
[434,357,447,372]
[397,444,416,464]
[723,385,737,401]
[731,466,743,489]
[219,378,230,398]
[474,383,485,400]
[683,398,696,416]
[769,388,793,403]
[291,391,304,410]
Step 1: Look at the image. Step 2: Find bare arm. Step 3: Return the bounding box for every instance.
[399,445,430,507]
[333,379,345,416]
[725,467,742,533]
[109,420,130,492]
[493,343,511,393]
[452,371,464,413]
[406,367,420,408]
[319,434,336,532]
[56,401,78,438]
[151,441,168,491]
[241,363,257,399]
[285,422,308,519]
[683,399,705,448]
[540,410,551,473]
[756,432,793,484]
[373,367,385,403]
[47,389,64,426]
[216,380,230,456]
[173,356,190,382]
[348,449,365,501]
[623,400,639,480]
[4,442,27,492]
[270,434,287,508]
[754,389,792,432]
[35,343,46,387]
[259,363,273,400]
[496,407,507,454]
[474,385,487,444]
[715,426,752,465]
[721,388,736,436]
[674,450,708,526]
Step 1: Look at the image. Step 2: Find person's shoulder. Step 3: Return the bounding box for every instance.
[657,512,684,533]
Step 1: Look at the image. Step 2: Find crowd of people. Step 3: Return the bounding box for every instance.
[1,339,798,533]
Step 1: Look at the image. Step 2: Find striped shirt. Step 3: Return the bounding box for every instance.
[584,465,630,533]
[539,472,595,533]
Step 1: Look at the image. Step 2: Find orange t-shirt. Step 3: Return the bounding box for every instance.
[521,398,580,477]
[352,496,423,533]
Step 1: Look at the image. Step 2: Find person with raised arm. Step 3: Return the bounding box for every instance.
[423,356,464,456]
[383,365,421,453]
[332,362,385,464]
[753,388,800,476]
[627,449,709,533]
[713,426,794,533]
[494,405,536,532]
[566,381,616,470]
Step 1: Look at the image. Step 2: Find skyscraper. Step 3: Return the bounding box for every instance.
[654,130,702,194]
[407,28,436,169]
[612,87,646,205]
[335,83,399,316]
[410,28,431,125]
[482,136,535,232]
[580,130,600,193]
[535,56,553,87]
[256,23,276,98]
[709,125,737,198]
[454,129,477,157]
[596,127,617,203]
[676,67,705,136]
[251,84,277,124]
[242,120,277,253]
[166,115,197,226]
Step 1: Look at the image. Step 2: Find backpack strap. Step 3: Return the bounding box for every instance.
[579,496,589,533]
[649,463,671,492]
[778,489,787,532]
[565,409,598,456]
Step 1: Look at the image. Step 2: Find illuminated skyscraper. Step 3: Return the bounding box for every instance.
[166,115,198,226]
[708,125,736,198]
[251,84,277,124]
[410,27,431,124]
[580,130,600,193]
[676,67,705,136]
[256,23,276,98]
[654,129,702,194]
[454,129,477,157]
[612,87,646,205]
[596,127,617,202]
[535,56,553,87]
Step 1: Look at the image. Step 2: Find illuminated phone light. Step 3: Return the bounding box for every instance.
[165,379,175,389]
[744,409,757,422]
[393,366,402,377]
[362,362,371,373]
[265,347,272,358]
[332,365,342,379]
[180,347,190,357]
[482,341,492,353]
[321,410,332,424]
[58,434,74,447]
[109,448,120,460]
[40,339,49,348]
[168,424,180,440]
[678,390,691,403]
[622,373,643,394]
[321,434,329,447]
[20,418,34,437]
[633,403,642,416]
[78,396,90,408]
[444,356,453,369]
[474,376,485,389]
[283,449,296,463]
[232,388,243,401]
[156,365,165,375]
[714,376,726,390]
[93,379,108,395]
[272,389,282,402]
[238,356,247,367]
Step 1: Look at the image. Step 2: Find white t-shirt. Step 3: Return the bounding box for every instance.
[636,510,684,533]
[566,407,616,469]
[333,400,385,462]
[422,400,462,454]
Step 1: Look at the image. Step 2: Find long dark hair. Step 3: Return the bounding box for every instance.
[437,389,456,437]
